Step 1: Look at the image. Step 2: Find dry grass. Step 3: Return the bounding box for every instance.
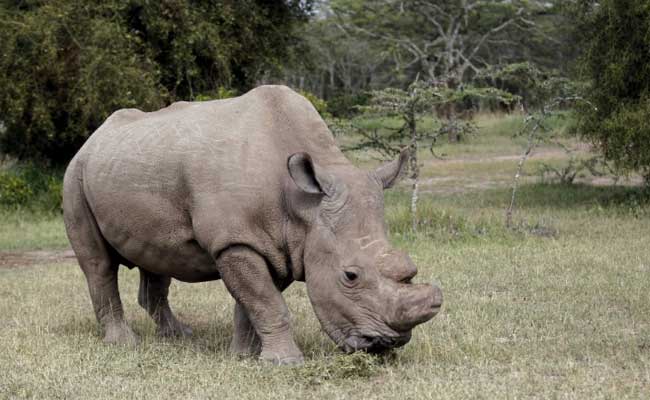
[1,114,649,399]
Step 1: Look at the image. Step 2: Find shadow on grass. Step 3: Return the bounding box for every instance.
[53,316,98,337]
[52,315,234,355]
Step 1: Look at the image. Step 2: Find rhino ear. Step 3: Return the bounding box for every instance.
[374,148,409,189]
[288,152,333,196]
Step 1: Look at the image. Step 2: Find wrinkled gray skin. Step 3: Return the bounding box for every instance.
[63,85,443,364]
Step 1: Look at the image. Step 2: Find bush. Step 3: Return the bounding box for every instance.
[0,163,63,210]
[574,0,650,182]
[194,87,239,101]
[41,177,64,212]
[0,173,33,207]
[298,90,329,116]
[327,92,370,118]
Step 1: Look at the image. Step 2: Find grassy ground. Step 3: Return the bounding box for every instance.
[1,115,649,399]
[0,209,68,251]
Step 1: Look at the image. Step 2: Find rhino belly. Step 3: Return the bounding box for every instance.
[89,192,220,282]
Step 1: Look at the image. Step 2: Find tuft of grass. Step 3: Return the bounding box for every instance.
[294,352,381,386]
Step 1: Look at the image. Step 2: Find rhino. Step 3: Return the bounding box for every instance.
[63,85,442,364]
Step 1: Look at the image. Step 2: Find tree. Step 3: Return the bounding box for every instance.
[351,81,439,232]
[573,0,650,182]
[285,0,573,117]
[0,0,312,164]
[333,0,559,86]
[346,79,515,231]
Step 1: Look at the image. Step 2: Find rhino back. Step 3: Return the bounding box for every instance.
[74,85,346,281]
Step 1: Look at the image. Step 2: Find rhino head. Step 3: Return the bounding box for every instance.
[287,149,443,353]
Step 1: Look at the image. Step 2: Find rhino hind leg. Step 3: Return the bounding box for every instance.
[63,172,137,346]
[137,268,192,338]
[216,245,303,365]
[230,302,262,356]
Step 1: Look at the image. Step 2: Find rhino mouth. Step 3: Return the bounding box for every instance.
[341,332,412,354]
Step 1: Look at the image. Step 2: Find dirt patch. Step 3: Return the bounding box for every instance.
[0,249,76,269]
[428,148,567,165]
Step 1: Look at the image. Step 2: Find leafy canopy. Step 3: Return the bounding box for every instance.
[0,0,311,164]
[574,0,650,180]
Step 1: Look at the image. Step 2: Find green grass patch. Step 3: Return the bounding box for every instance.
[0,208,68,251]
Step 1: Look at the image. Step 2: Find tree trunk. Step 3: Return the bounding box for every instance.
[408,115,419,232]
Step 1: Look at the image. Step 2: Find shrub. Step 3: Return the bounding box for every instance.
[298,90,329,117]
[0,173,33,207]
[194,87,239,101]
[0,162,63,210]
[327,92,370,118]
[574,0,650,182]
[41,177,63,212]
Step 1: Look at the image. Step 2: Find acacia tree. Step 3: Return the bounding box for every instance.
[350,82,437,231]
[346,79,515,231]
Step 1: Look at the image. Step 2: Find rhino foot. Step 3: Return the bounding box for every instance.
[103,322,138,346]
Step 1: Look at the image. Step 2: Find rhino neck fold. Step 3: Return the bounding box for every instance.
[280,199,307,282]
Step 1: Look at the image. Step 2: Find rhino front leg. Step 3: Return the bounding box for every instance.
[138,269,193,338]
[230,302,262,356]
[217,245,303,365]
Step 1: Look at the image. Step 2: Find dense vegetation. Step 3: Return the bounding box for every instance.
[573,0,650,180]
[287,0,575,103]
[0,0,311,163]
[1,0,649,182]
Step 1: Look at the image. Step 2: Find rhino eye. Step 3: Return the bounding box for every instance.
[344,271,359,282]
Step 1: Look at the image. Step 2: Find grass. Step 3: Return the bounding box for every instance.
[0,209,68,251]
[1,114,649,399]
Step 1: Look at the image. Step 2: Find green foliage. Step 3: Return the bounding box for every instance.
[194,87,239,101]
[288,0,574,100]
[0,0,312,164]
[574,0,650,181]
[327,92,370,117]
[0,163,63,210]
[298,90,329,116]
[42,177,64,212]
[350,81,518,157]
[349,82,439,159]
[0,173,33,207]
[478,63,581,111]
[437,85,520,109]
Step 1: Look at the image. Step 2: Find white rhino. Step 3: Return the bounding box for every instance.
[63,85,442,364]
